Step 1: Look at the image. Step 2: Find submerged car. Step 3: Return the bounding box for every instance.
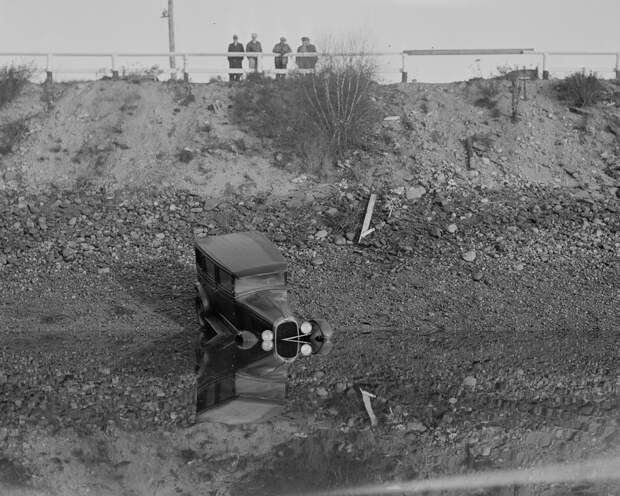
[193,231,332,423]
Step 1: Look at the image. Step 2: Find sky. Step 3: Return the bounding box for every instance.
[0,0,619,82]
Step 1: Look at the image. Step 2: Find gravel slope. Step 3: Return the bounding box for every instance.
[0,183,618,495]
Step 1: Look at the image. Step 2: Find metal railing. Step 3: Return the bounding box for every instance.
[0,49,618,82]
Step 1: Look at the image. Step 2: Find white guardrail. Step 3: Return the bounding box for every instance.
[0,49,618,82]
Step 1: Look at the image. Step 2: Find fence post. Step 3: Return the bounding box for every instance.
[401,53,408,83]
[542,52,549,80]
[616,53,620,81]
[45,53,53,83]
[183,54,189,81]
[111,54,119,80]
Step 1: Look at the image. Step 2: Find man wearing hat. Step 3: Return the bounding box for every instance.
[296,37,318,70]
[246,33,263,73]
[227,35,244,81]
[272,37,292,79]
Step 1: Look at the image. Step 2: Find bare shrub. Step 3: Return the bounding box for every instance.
[557,72,606,107]
[297,59,379,161]
[231,40,380,173]
[0,65,34,108]
[295,36,380,161]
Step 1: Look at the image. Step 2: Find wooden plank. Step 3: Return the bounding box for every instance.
[358,193,377,243]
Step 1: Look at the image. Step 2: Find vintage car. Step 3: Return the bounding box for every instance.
[193,231,332,423]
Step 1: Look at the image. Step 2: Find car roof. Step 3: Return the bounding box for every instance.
[195,231,287,277]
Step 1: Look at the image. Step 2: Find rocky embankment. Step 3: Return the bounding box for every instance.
[0,182,617,437]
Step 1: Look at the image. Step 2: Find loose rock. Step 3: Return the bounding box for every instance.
[462,250,476,262]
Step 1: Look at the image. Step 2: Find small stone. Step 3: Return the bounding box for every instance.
[326,207,339,216]
[315,230,328,240]
[38,216,48,230]
[462,250,476,262]
[472,271,484,282]
[68,217,77,226]
[316,387,329,398]
[312,257,324,266]
[447,223,458,234]
[406,186,426,201]
[155,233,166,240]
[97,267,110,275]
[334,235,346,246]
[345,232,355,241]
[169,204,178,212]
[61,247,77,262]
[463,376,477,388]
[481,157,491,166]
[514,263,524,271]
[190,207,203,213]
[406,420,427,433]
[335,383,347,394]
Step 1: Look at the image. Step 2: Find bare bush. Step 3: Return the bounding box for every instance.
[0,65,34,108]
[297,54,379,160]
[231,40,380,172]
[557,72,606,107]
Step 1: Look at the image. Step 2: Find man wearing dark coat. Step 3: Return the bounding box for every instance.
[227,35,244,81]
[296,36,318,70]
[246,33,263,73]
[272,37,292,79]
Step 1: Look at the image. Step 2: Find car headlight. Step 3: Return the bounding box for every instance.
[261,330,274,341]
[300,343,312,356]
[300,321,312,335]
[261,340,274,351]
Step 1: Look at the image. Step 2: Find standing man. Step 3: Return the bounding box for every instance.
[272,37,292,79]
[227,35,244,81]
[246,33,263,73]
[296,37,318,71]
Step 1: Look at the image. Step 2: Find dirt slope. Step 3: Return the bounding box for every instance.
[0,78,619,198]
[0,80,297,196]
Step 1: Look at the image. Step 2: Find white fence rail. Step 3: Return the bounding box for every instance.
[0,49,618,83]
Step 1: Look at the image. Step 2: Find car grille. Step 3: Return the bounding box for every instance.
[275,320,299,360]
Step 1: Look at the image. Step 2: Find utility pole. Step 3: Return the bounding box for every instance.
[166,0,176,79]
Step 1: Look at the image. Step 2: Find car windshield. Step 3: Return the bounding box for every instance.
[235,272,286,295]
